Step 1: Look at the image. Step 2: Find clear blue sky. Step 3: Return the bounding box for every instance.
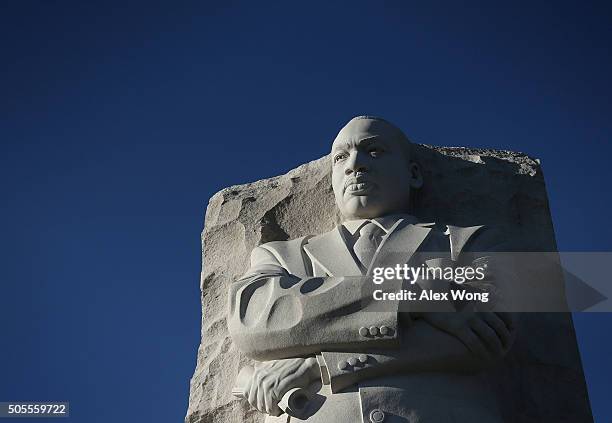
[1,1,611,422]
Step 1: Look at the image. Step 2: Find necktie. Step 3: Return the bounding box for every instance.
[353,221,384,269]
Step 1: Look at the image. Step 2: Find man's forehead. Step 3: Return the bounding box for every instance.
[332,117,405,150]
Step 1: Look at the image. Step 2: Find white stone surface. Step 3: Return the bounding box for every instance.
[185,146,592,423]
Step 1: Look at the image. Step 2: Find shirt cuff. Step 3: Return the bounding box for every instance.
[316,354,331,385]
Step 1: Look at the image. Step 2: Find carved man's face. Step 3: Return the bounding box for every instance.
[331,117,422,220]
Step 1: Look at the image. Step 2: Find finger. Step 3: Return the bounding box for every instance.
[250,371,266,413]
[273,359,299,382]
[256,380,267,414]
[495,312,515,331]
[262,382,277,416]
[276,373,302,401]
[247,381,260,413]
[267,392,283,418]
[305,356,321,380]
[297,358,315,380]
[481,312,511,348]
[457,328,490,360]
[268,402,283,417]
[278,360,311,393]
[470,317,503,356]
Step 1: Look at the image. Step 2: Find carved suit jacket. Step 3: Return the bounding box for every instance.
[228,215,508,423]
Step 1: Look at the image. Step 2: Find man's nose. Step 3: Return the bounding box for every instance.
[344,151,369,175]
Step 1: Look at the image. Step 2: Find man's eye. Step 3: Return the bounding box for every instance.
[334,153,348,163]
[369,148,383,157]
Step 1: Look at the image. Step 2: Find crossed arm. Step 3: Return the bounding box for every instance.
[227,245,516,415]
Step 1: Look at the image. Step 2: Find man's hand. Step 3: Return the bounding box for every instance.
[245,357,320,416]
[420,310,516,362]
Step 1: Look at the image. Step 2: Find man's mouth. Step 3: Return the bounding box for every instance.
[345,181,373,193]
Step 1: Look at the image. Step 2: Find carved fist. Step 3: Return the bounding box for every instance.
[244,357,320,416]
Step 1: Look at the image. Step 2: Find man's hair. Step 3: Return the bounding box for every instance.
[350,115,393,123]
[345,115,414,162]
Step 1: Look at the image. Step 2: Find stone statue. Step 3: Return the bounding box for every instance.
[227,116,518,422]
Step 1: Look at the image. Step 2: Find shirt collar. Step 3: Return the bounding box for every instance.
[342,213,420,236]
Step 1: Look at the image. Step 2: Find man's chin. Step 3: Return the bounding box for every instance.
[341,201,383,220]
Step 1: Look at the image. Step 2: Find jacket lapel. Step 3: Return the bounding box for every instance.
[303,219,436,277]
[304,227,363,276]
[367,220,434,274]
[447,224,484,260]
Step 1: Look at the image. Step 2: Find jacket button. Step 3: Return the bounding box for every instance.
[337,361,348,371]
[358,354,368,363]
[370,409,385,422]
[379,325,389,335]
[359,327,369,337]
[348,357,358,366]
[369,326,379,336]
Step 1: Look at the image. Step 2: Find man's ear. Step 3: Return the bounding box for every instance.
[408,162,423,189]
